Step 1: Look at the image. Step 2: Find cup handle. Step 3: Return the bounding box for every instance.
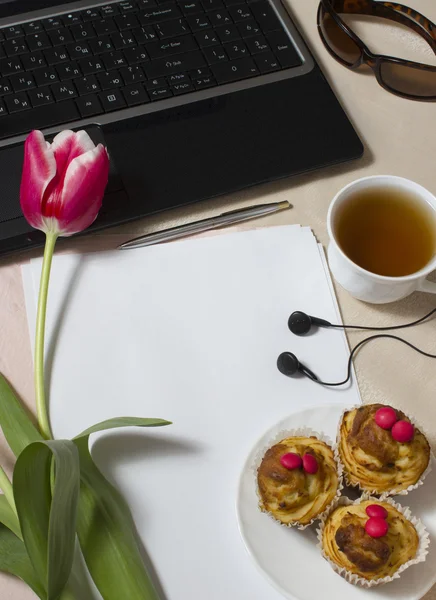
[418,279,436,294]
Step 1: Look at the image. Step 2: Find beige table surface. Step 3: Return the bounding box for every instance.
[1,1,436,598]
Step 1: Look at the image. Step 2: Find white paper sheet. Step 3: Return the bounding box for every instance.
[22,225,361,600]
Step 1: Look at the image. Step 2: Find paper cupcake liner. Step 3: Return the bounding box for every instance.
[316,494,430,587]
[252,426,343,531]
[335,403,434,498]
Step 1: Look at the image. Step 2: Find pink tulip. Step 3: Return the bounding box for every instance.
[20,129,110,236]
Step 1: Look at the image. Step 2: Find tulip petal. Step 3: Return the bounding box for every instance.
[56,144,110,236]
[20,130,56,231]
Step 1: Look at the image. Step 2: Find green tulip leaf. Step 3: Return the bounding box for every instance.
[0,494,21,540]
[74,417,171,600]
[13,440,80,600]
[0,374,43,457]
[74,417,171,440]
[0,524,46,598]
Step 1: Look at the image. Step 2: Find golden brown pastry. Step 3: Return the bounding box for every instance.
[257,436,340,526]
[321,500,419,582]
[338,404,430,494]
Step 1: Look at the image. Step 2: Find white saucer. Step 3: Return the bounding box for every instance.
[236,403,436,600]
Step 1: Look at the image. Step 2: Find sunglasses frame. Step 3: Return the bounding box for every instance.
[317,0,436,101]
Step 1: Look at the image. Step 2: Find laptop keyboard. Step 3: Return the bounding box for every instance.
[0,0,302,140]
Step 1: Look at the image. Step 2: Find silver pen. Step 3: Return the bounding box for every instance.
[119,201,292,250]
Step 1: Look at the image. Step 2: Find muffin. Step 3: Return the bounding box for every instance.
[318,497,429,586]
[337,404,431,495]
[257,435,341,528]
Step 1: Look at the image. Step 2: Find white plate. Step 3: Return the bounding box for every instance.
[236,403,436,600]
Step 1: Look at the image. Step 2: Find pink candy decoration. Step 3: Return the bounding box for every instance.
[392,420,415,443]
[365,517,389,538]
[280,453,302,470]
[374,406,398,430]
[302,453,318,474]
[365,504,388,520]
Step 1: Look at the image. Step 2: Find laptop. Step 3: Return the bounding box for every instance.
[0,0,363,256]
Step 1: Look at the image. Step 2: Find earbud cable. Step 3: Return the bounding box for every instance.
[328,308,436,332]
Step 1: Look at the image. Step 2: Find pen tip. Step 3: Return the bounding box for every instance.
[278,201,292,210]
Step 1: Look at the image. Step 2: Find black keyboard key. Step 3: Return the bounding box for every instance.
[122,83,149,105]
[51,81,77,101]
[171,80,194,94]
[143,49,205,77]
[42,17,64,31]
[119,65,146,84]
[23,21,44,35]
[0,46,4,60]
[188,66,211,78]
[215,24,240,43]
[0,100,79,140]
[5,92,30,112]
[22,51,46,71]
[195,30,219,47]
[0,78,12,95]
[75,74,100,95]
[193,74,215,88]
[223,39,247,59]
[0,31,4,42]
[208,10,231,26]
[76,93,103,117]
[223,0,245,5]
[115,14,140,30]
[228,5,252,21]
[133,25,158,43]
[201,0,224,11]
[112,31,138,50]
[124,46,149,64]
[119,0,139,12]
[33,66,59,86]
[147,34,197,58]
[180,1,204,15]
[254,50,279,73]
[80,8,102,22]
[266,30,301,67]
[167,72,189,84]
[245,34,269,54]
[89,36,115,54]
[101,51,127,70]
[203,46,227,64]
[44,47,70,65]
[250,1,281,32]
[0,98,7,116]
[56,62,82,80]
[100,4,120,17]
[62,13,82,27]
[70,24,97,41]
[139,6,182,25]
[238,20,261,38]
[186,14,211,31]
[138,0,157,7]
[66,42,92,59]
[145,77,165,90]
[9,72,36,92]
[149,86,172,100]
[0,57,24,76]
[78,56,105,75]
[97,70,124,90]
[3,39,28,57]
[28,87,55,107]
[3,26,24,40]
[49,28,74,46]
[94,19,118,36]
[27,32,52,52]
[211,55,257,82]
[99,88,127,111]
[155,19,189,39]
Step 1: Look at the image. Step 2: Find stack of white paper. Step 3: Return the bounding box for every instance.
[22,225,361,600]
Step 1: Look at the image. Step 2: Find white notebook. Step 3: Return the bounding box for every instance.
[22,225,361,600]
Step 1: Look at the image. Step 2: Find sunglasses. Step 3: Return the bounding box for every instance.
[317,0,436,101]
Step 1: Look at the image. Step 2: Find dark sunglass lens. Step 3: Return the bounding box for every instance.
[380,62,436,98]
[319,6,361,66]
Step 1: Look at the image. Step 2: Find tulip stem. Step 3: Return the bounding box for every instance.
[35,232,58,440]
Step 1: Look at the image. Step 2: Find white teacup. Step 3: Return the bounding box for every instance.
[327,175,436,304]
